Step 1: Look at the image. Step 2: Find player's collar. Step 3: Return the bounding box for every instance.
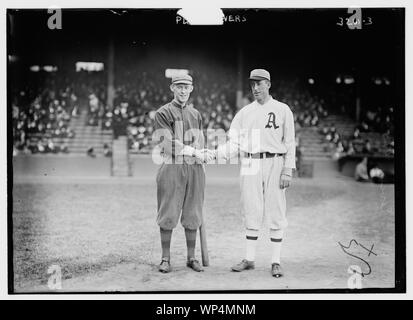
[256,95,273,106]
[172,99,187,109]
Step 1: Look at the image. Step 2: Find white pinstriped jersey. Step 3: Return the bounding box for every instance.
[218,96,296,169]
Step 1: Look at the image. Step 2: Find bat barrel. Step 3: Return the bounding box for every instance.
[199,223,209,267]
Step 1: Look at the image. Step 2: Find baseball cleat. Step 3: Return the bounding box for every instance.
[159,258,171,273]
[231,259,255,272]
[187,258,204,272]
[271,263,284,277]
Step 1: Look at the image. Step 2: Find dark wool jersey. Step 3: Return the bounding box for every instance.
[153,100,205,160]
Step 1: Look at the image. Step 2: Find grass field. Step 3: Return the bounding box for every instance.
[12,157,395,292]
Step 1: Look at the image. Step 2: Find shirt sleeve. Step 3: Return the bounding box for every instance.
[182,110,205,155]
[153,110,192,157]
[282,106,296,170]
[217,109,242,159]
[197,111,206,150]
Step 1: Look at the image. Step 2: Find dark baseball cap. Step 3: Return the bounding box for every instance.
[171,74,193,85]
[249,69,271,81]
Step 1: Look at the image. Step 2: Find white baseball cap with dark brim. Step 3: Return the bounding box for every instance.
[249,69,271,81]
[171,74,193,85]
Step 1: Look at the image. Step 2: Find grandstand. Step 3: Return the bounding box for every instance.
[9,9,399,179]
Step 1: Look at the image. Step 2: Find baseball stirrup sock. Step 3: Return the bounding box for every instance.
[270,229,284,264]
[185,228,197,260]
[160,228,173,259]
[245,229,259,261]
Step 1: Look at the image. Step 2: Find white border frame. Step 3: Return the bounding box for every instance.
[1,0,410,300]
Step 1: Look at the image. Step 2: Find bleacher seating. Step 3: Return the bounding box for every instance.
[12,68,394,163]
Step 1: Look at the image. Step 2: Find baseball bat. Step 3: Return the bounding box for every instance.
[199,223,209,267]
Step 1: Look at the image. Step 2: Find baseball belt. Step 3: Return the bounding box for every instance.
[246,152,284,159]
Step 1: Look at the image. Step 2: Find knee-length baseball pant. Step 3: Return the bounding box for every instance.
[240,156,288,230]
[156,163,205,230]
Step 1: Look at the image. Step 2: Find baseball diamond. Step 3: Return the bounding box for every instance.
[12,155,395,292]
[9,8,401,293]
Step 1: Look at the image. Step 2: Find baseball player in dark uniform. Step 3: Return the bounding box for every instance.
[153,74,214,273]
[215,69,296,277]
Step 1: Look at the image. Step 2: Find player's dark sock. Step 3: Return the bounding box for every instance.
[160,228,172,259]
[270,229,284,264]
[245,229,259,261]
[185,228,197,260]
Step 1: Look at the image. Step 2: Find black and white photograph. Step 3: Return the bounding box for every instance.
[5,3,406,295]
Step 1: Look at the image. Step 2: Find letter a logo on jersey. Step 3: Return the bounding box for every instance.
[265,112,279,129]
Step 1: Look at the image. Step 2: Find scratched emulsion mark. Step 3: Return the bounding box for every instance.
[378,181,393,217]
[177,5,224,25]
[338,239,377,277]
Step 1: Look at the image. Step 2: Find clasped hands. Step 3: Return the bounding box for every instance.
[193,148,216,163]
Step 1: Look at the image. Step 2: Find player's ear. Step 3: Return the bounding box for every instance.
[188,85,194,93]
[170,84,175,92]
[266,80,271,89]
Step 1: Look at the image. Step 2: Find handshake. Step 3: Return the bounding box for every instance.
[193,149,217,163]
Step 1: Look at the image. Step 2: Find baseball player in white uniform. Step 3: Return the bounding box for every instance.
[215,69,296,277]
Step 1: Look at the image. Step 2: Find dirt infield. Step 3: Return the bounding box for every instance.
[12,158,395,292]
[13,155,112,178]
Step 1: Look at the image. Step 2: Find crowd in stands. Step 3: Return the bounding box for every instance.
[100,70,168,153]
[269,79,329,130]
[108,73,327,152]
[82,71,108,127]
[12,72,79,156]
[192,69,236,149]
[12,70,112,156]
[356,106,395,136]
[320,105,395,160]
[12,67,395,163]
[98,66,237,152]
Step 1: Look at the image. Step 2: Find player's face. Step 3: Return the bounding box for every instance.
[171,83,193,104]
[250,80,270,103]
